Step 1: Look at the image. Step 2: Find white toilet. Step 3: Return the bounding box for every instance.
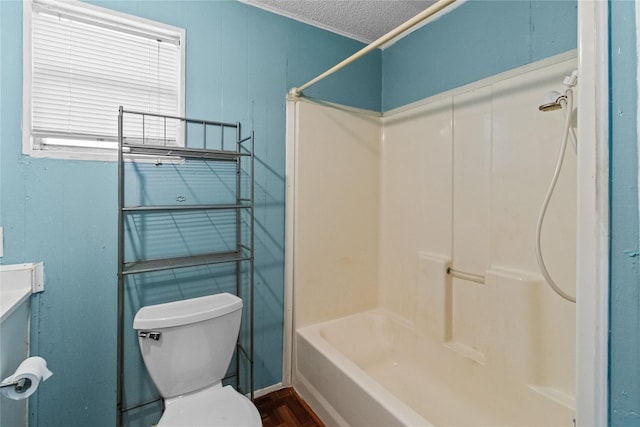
[133,293,262,426]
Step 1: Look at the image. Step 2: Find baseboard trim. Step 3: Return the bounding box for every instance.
[253,382,285,399]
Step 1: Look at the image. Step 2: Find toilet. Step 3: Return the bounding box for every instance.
[133,293,262,426]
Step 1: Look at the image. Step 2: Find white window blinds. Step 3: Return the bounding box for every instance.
[26,0,184,154]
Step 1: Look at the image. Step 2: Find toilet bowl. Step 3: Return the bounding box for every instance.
[133,293,261,426]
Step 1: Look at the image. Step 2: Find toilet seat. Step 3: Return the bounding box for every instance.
[158,385,262,427]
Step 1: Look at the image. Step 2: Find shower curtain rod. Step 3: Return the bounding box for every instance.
[288,0,457,97]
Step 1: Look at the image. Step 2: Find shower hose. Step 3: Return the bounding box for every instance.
[534,88,577,303]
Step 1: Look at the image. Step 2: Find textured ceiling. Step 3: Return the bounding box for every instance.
[240,0,438,44]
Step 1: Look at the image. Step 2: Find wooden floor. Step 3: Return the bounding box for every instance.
[255,388,325,427]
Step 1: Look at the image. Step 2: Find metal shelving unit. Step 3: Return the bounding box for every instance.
[116,107,254,426]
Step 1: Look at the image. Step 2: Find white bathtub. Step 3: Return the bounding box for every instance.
[295,309,574,427]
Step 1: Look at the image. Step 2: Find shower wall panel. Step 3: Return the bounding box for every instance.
[491,61,577,392]
[379,98,453,323]
[290,101,381,328]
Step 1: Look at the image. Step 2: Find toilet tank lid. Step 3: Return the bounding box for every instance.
[133,293,242,330]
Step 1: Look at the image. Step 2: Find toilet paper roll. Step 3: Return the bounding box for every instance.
[0,356,52,400]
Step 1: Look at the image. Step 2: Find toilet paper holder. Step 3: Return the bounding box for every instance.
[0,378,32,394]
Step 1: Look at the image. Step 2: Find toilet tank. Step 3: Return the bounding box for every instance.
[133,293,243,398]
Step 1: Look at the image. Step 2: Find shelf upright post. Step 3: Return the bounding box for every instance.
[116,106,125,427]
[234,122,242,394]
[249,130,255,401]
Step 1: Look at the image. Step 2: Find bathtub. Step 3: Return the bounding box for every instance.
[295,309,574,427]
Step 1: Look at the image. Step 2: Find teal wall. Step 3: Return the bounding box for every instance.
[382,0,577,111]
[0,1,380,426]
[609,1,640,425]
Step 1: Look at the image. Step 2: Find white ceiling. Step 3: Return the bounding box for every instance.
[239,0,439,44]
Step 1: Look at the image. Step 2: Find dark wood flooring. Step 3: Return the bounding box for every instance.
[255,387,325,427]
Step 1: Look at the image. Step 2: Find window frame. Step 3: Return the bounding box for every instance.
[22,0,186,161]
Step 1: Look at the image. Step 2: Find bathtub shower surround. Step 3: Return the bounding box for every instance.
[287,54,577,426]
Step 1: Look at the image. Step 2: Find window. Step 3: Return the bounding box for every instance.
[23,0,185,160]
